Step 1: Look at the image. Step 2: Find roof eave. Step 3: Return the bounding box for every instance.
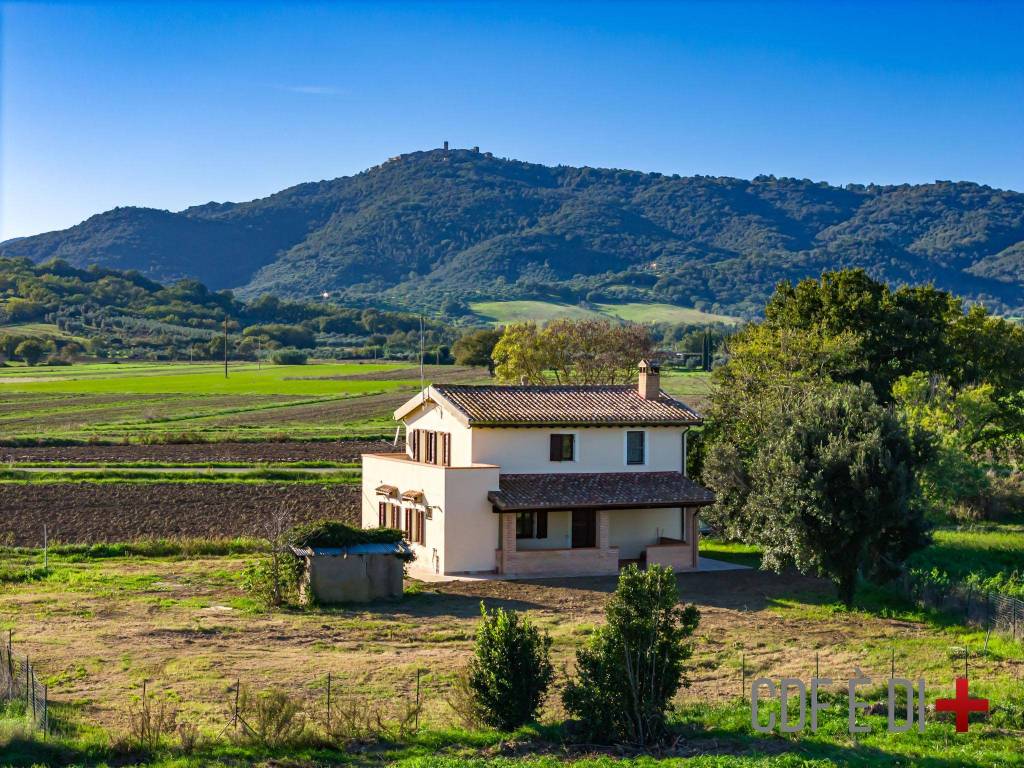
[469,419,703,428]
[393,386,471,427]
[488,496,716,512]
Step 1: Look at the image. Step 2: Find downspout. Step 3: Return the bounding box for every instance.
[682,427,690,477]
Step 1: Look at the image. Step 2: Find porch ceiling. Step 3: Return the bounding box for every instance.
[488,471,715,512]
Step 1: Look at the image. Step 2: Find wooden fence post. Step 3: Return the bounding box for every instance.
[326,672,332,728]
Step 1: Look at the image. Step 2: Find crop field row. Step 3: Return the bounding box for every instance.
[0,482,361,546]
[0,440,391,464]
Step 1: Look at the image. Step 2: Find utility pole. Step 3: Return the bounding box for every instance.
[223,317,229,378]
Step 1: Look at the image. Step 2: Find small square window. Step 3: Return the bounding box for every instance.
[626,431,645,465]
[549,433,575,462]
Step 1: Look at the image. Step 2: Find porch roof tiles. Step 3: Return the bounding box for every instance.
[488,471,715,511]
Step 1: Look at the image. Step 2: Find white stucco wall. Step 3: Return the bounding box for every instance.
[361,453,499,575]
[607,507,683,559]
[470,426,684,474]
[442,466,501,572]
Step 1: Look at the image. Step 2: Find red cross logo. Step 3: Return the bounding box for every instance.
[935,677,989,732]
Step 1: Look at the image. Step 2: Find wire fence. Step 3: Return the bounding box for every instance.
[0,630,49,735]
[898,573,1024,642]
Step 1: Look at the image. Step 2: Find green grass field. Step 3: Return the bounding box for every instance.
[0,321,89,342]
[0,362,709,445]
[0,361,404,395]
[0,361,488,443]
[470,300,740,326]
[907,522,1024,596]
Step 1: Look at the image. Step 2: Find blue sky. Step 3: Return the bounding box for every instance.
[2,1,1022,240]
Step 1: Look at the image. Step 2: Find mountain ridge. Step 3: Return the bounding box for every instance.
[4,148,1023,316]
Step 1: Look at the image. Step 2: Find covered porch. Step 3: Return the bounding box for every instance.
[488,471,714,577]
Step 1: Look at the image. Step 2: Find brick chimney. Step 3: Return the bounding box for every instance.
[638,359,660,399]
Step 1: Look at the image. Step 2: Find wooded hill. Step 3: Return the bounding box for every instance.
[0,257,453,361]
[4,148,1023,317]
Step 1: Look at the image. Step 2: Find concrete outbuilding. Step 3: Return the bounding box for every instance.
[291,542,412,604]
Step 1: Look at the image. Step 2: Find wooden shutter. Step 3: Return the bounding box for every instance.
[417,510,426,545]
[404,508,412,539]
[549,434,561,461]
[411,429,421,461]
[378,501,386,527]
[441,433,451,466]
[536,510,548,539]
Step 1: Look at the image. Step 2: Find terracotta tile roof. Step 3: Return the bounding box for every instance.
[432,385,702,427]
[488,472,715,511]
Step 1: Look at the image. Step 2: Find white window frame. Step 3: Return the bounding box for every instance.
[624,429,647,467]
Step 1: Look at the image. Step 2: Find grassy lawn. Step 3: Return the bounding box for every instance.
[469,300,739,326]
[908,523,1024,581]
[1,546,1021,766]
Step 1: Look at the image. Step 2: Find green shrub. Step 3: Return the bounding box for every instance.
[289,519,405,548]
[240,554,299,608]
[270,348,308,365]
[235,686,306,748]
[466,603,553,730]
[563,564,700,745]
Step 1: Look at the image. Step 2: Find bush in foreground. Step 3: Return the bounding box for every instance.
[563,564,700,745]
[467,603,553,731]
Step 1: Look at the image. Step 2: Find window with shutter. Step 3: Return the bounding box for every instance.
[378,502,386,527]
[626,431,645,465]
[549,433,574,461]
[536,510,548,539]
[417,510,426,545]
[441,433,451,466]
[427,431,438,464]
[404,508,412,540]
[410,430,421,461]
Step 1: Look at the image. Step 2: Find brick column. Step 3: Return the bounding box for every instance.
[498,512,517,573]
[597,510,610,550]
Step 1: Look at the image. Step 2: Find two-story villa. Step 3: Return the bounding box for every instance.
[361,361,715,577]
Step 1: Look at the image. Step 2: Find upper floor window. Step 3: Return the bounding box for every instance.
[409,429,451,466]
[626,430,646,465]
[549,433,575,462]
